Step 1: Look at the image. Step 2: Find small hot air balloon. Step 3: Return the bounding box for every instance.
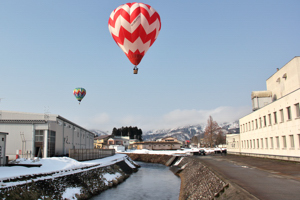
[108,2,161,74]
[73,88,86,104]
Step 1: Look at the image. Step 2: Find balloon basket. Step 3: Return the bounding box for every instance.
[133,69,138,74]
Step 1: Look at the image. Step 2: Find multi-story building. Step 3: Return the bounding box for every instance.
[0,110,95,160]
[132,141,181,150]
[107,136,130,149]
[227,57,300,161]
[94,135,112,149]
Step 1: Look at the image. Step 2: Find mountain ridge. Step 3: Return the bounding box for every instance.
[90,121,239,141]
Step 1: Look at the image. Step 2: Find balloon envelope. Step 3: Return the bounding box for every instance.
[73,88,86,103]
[108,3,161,66]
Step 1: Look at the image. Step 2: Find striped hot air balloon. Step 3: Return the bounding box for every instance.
[73,88,86,104]
[108,3,161,74]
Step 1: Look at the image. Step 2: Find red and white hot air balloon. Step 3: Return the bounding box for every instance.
[108,2,161,74]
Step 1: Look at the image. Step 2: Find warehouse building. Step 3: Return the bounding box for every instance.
[0,110,94,160]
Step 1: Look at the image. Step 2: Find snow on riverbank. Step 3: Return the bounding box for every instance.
[0,148,223,199]
[0,154,127,180]
[124,148,217,155]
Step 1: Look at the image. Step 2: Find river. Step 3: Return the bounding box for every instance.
[91,161,181,200]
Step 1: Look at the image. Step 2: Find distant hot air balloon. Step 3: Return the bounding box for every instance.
[108,2,161,74]
[73,88,86,104]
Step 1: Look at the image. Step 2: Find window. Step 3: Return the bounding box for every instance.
[249,122,251,131]
[276,136,280,148]
[259,117,262,128]
[35,130,44,142]
[261,138,264,149]
[298,134,300,148]
[295,103,300,118]
[289,135,294,148]
[247,140,249,148]
[253,139,255,149]
[255,119,258,129]
[250,140,252,148]
[257,139,259,149]
[48,131,56,157]
[263,116,267,127]
[282,136,287,148]
[279,109,284,122]
[286,106,292,120]
[273,112,277,124]
[268,114,272,126]
[265,138,268,149]
[252,120,254,130]
[270,137,274,149]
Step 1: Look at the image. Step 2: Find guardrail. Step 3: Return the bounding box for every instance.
[69,149,115,161]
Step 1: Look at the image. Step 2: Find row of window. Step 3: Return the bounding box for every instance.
[59,121,91,137]
[241,134,300,150]
[241,103,300,133]
[35,130,92,142]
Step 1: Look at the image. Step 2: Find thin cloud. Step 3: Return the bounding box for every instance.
[82,106,251,132]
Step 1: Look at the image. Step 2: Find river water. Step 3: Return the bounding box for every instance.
[91,161,181,200]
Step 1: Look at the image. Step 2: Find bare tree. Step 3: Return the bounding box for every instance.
[191,136,199,147]
[215,130,226,145]
[204,116,221,147]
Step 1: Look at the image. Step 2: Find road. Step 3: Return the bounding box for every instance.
[196,154,300,200]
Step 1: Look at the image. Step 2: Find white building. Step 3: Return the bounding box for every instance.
[0,110,95,160]
[227,57,300,161]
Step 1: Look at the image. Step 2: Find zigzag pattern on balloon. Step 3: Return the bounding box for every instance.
[108,6,161,31]
[108,3,161,55]
[111,25,158,49]
[73,89,86,97]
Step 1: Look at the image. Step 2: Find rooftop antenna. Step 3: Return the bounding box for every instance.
[44,106,50,121]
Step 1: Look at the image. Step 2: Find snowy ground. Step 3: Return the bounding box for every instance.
[0,148,223,199]
[123,147,219,155]
[0,154,128,199]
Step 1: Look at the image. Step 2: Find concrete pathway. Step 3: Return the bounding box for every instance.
[196,154,300,200]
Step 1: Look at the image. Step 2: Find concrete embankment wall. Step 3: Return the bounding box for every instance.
[0,155,139,200]
[126,153,256,200]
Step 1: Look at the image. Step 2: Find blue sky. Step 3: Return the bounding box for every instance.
[0,1,299,132]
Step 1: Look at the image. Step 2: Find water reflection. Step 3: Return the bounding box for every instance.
[91,161,181,200]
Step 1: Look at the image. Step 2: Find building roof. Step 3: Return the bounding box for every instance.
[0,119,47,124]
[267,56,300,81]
[133,141,181,145]
[94,135,111,140]
[0,110,94,136]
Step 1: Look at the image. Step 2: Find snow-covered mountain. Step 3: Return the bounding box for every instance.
[90,120,239,141]
[143,121,239,141]
[90,129,110,137]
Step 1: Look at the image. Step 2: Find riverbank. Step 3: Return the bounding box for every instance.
[0,155,139,199]
[1,153,259,200]
[126,153,257,200]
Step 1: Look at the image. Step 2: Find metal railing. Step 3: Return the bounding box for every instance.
[69,149,115,161]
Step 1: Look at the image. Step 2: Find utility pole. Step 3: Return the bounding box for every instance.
[20,132,26,158]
